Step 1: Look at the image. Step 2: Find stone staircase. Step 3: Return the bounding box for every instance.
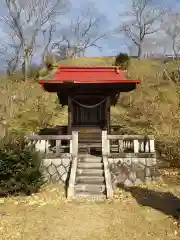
[74,155,107,198]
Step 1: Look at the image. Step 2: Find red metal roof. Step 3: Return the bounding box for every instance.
[39,66,141,84]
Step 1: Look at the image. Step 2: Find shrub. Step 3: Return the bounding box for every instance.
[28,65,41,79]
[44,54,56,71]
[0,133,44,197]
[39,67,49,77]
[163,67,180,82]
[156,139,180,168]
[114,53,130,70]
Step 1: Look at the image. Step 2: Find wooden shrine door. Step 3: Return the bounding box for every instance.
[69,96,109,146]
[71,97,107,127]
[73,102,105,126]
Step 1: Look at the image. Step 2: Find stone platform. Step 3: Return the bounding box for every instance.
[109,155,159,188]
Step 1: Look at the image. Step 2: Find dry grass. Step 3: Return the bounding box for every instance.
[1,57,180,239]
[1,56,180,165]
[1,57,178,137]
[55,56,116,66]
[0,177,180,240]
[0,76,68,135]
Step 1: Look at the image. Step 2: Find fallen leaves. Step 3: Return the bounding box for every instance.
[0,183,179,240]
[0,212,8,217]
[160,169,179,177]
[0,199,5,204]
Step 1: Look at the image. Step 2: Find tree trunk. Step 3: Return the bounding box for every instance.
[137,42,143,59]
[23,52,29,81]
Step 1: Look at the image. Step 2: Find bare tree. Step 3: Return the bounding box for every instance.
[42,24,56,65]
[119,0,166,59]
[1,0,68,80]
[0,34,21,75]
[52,4,108,59]
[161,11,180,85]
[163,12,180,62]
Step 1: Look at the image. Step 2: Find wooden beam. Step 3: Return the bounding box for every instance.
[108,153,157,160]
[107,135,155,140]
[55,140,62,155]
[26,134,72,140]
[71,95,105,99]
[106,96,110,134]
[108,152,156,158]
[70,131,79,156]
[68,97,72,134]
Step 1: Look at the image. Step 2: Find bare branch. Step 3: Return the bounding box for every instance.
[42,24,56,64]
[118,0,166,59]
[52,4,107,59]
[1,0,68,79]
[162,12,180,60]
[0,34,21,75]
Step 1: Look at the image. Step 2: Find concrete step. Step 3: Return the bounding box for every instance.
[78,141,101,144]
[77,168,104,176]
[78,156,102,163]
[78,144,101,148]
[78,162,104,169]
[75,183,106,193]
[76,175,105,184]
[75,192,106,199]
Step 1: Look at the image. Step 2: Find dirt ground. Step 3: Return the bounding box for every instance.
[1,170,180,240]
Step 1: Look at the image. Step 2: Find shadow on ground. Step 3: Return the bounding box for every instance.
[117,184,180,219]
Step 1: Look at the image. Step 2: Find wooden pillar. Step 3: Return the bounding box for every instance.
[106,96,110,134]
[134,140,139,153]
[102,130,110,156]
[70,131,78,156]
[68,97,72,134]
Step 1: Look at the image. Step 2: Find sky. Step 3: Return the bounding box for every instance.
[0,0,180,68]
[67,0,180,57]
[31,0,130,63]
[69,0,129,56]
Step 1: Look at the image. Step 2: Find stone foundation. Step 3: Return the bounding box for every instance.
[108,157,159,188]
[40,155,159,190]
[41,156,72,184]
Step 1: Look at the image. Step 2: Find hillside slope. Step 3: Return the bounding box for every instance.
[0,56,179,166]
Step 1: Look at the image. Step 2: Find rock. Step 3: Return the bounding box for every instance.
[124,179,134,187]
[57,165,66,175]
[117,172,128,183]
[124,158,132,166]
[131,157,139,163]
[116,158,124,164]
[145,177,152,184]
[112,180,117,190]
[61,173,68,183]
[51,173,60,183]
[146,158,156,167]
[48,165,57,176]
[128,171,136,182]
[151,168,161,178]
[43,172,51,182]
[138,162,145,170]
[145,167,151,177]
[136,166,145,181]
[134,179,143,185]
[62,158,70,167]
[139,158,146,165]
[42,158,51,168]
[51,158,62,166]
